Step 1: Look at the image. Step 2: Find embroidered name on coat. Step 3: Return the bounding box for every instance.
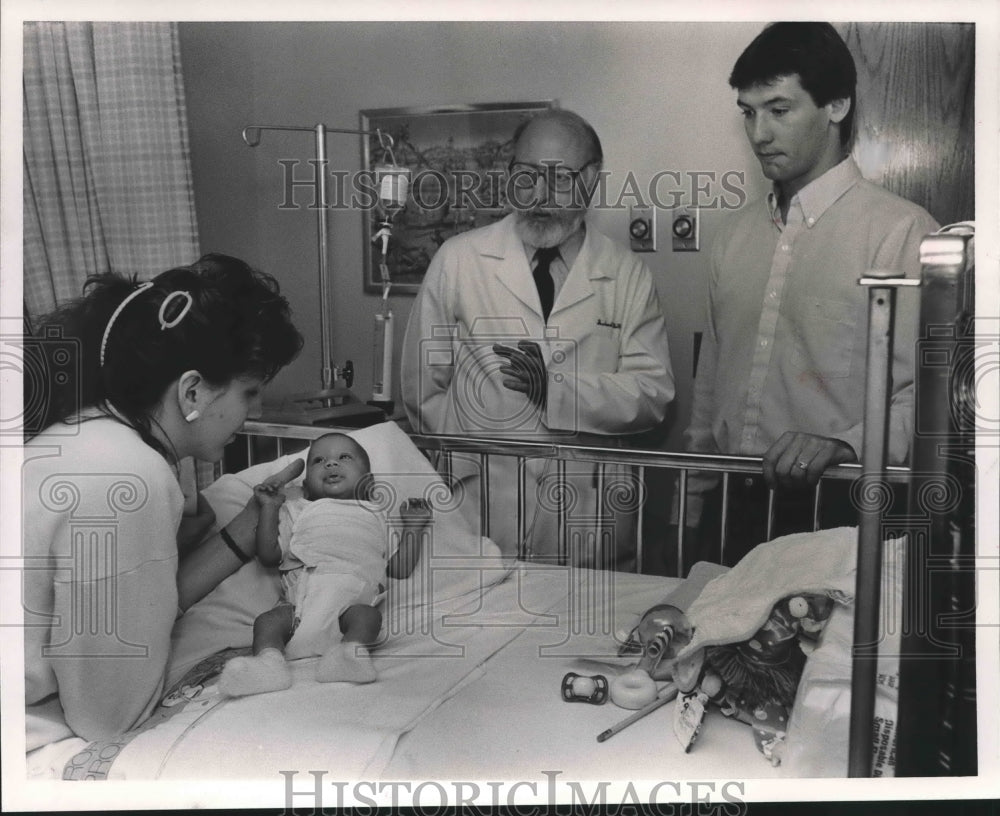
[597,319,622,329]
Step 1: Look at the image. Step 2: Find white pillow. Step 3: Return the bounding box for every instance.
[168,421,508,687]
[206,421,449,521]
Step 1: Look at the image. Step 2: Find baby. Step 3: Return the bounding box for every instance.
[218,433,430,696]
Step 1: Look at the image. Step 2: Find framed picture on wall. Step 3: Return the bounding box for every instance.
[360,101,556,294]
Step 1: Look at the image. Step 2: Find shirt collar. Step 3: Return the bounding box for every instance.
[521,221,586,270]
[766,157,862,227]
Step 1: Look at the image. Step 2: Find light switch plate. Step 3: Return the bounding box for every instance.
[629,205,656,252]
[672,206,699,251]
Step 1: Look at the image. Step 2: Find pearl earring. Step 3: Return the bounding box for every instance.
[185,409,200,423]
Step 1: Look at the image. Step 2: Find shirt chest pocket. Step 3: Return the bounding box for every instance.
[784,296,858,380]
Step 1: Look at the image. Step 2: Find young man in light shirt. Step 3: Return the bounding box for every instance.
[682,22,938,567]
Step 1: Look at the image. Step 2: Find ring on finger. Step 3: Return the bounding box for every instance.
[796,461,809,470]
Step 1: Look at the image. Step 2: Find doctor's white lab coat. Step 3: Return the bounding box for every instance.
[401,213,674,565]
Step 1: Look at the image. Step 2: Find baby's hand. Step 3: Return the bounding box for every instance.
[398,498,432,526]
[262,458,305,491]
[253,482,287,508]
[252,459,305,509]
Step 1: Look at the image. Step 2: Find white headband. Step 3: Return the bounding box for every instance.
[99,282,194,367]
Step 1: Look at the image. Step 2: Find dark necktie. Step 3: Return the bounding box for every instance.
[533,246,560,321]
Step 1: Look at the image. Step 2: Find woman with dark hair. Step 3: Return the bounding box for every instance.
[23,254,303,751]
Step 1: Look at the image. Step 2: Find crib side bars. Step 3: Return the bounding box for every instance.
[847,268,920,777]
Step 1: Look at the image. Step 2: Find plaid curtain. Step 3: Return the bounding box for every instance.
[22,21,200,319]
[23,22,213,491]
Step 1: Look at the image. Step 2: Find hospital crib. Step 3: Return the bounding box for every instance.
[223,225,976,777]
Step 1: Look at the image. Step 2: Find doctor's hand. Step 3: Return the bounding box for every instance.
[762,432,857,490]
[494,341,547,409]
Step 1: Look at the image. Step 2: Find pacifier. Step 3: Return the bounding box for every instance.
[561,672,609,705]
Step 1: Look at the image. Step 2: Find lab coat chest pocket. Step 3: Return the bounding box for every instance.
[785,296,857,380]
[568,312,621,371]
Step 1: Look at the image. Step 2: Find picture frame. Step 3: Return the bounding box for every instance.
[360,101,556,294]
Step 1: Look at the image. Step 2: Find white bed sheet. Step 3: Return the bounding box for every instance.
[87,561,523,780]
[86,564,784,782]
[385,565,784,782]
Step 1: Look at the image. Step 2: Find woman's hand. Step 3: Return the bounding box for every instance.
[177,499,260,613]
[177,460,303,611]
[177,492,217,554]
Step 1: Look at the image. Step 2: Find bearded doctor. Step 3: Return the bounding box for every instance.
[401,108,674,567]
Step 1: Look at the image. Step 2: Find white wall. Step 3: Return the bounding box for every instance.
[179,21,768,448]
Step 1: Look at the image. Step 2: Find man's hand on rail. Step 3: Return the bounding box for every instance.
[762,432,857,490]
[495,341,548,409]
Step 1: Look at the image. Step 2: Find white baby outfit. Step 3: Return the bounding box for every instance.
[277,492,387,659]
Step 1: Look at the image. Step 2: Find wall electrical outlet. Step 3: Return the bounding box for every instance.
[672,206,699,251]
[629,205,656,252]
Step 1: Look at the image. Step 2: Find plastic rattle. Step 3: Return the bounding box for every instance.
[561,672,609,705]
[624,604,699,684]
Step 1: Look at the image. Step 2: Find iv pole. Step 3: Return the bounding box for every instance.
[242,123,397,423]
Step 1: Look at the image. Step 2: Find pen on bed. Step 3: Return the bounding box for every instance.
[596,683,678,743]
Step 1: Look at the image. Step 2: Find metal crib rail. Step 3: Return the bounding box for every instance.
[848,268,916,776]
[846,229,975,777]
[406,434,911,568]
[235,420,910,481]
[235,421,910,573]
